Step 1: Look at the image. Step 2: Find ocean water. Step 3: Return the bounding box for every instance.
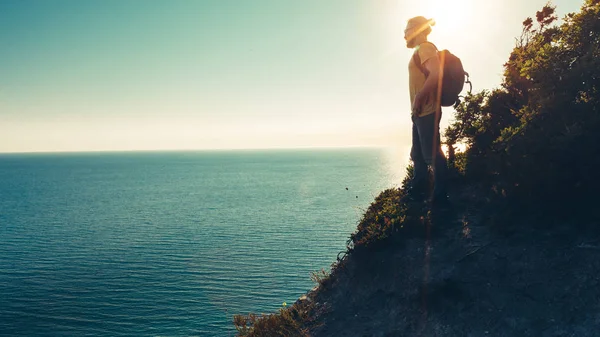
[0,148,403,336]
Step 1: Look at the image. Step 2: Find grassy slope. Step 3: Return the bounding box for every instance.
[234,177,600,336]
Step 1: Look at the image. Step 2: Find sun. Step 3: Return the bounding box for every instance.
[428,0,474,34]
[401,0,475,43]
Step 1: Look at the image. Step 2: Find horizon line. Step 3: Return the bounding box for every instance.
[0,145,390,155]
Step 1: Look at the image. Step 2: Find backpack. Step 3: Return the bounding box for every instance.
[413,43,471,107]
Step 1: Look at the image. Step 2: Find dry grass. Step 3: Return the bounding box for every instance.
[233,302,313,337]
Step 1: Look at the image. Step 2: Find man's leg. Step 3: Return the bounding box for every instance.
[409,116,429,197]
[414,113,448,200]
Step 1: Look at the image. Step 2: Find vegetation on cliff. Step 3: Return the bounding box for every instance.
[234,1,600,335]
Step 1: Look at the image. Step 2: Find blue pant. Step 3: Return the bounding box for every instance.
[410,112,448,198]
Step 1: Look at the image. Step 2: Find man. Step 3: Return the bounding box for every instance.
[404,16,449,205]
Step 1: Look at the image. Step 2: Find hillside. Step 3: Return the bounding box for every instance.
[233,1,600,336]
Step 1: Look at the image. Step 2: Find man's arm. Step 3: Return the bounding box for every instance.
[412,53,441,114]
[420,56,441,98]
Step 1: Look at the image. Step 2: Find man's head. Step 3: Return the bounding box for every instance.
[404,16,435,48]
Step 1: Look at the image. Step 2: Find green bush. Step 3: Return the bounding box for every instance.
[446,0,600,221]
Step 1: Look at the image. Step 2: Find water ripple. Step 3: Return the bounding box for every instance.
[0,150,398,336]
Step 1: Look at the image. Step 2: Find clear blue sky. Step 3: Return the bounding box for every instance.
[0,0,583,152]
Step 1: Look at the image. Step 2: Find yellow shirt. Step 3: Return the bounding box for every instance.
[409,42,438,117]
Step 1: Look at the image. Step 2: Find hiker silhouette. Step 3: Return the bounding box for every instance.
[404,16,449,206]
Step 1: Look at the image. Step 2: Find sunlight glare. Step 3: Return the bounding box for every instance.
[399,0,476,48]
[429,0,474,35]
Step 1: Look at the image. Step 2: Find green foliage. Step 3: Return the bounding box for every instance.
[446,0,600,221]
[349,187,407,248]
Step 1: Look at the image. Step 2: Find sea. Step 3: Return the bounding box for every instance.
[0,148,405,336]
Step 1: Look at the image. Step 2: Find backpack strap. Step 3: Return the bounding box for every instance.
[412,42,438,78]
